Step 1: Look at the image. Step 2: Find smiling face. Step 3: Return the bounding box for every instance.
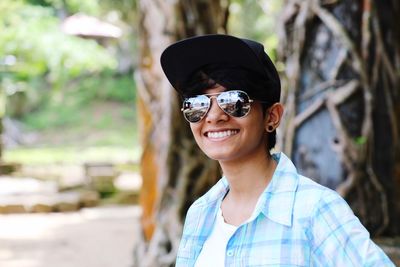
[189,85,269,163]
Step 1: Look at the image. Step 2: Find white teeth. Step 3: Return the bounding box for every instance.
[207,130,238,138]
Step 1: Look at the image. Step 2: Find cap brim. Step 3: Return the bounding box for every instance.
[160,34,267,94]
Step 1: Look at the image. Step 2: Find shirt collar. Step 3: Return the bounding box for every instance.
[258,152,299,226]
[201,152,299,227]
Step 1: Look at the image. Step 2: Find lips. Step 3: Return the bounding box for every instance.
[205,129,239,138]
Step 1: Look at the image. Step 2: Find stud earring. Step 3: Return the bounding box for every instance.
[267,125,274,132]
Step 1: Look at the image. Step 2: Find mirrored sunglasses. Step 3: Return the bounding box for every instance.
[181,90,253,123]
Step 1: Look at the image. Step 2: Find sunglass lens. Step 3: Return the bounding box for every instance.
[217,91,251,117]
[182,95,210,123]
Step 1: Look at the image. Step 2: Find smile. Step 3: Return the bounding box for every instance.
[205,130,239,138]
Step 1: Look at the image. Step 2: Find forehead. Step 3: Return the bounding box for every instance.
[203,84,226,95]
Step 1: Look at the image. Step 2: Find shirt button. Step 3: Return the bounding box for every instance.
[226,250,234,257]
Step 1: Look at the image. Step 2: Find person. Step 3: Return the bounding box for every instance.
[160,34,394,267]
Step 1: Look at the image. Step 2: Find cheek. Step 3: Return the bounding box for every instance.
[189,123,197,135]
[190,124,202,141]
[245,113,268,139]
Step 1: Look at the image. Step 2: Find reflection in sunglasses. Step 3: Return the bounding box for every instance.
[181,90,253,123]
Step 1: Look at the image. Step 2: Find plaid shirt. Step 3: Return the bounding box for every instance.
[176,153,394,266]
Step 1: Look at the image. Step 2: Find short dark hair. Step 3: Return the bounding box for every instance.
[180,63,278,150]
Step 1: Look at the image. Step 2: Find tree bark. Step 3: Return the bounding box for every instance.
[278,0,400,236]
[134,1,229,266]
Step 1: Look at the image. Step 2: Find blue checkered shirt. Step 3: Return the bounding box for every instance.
[176,153,394,266]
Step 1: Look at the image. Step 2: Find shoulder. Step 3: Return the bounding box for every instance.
[301,176,352,217]
[293,175,351,221]
[295,178,394,266]
[272,152,350,221]
[294,175,358,241]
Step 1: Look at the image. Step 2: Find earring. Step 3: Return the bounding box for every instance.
[267,125,274,132]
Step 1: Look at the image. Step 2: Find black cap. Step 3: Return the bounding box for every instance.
[160,34,280,98]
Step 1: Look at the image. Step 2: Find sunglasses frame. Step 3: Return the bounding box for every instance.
[181,90,254,123]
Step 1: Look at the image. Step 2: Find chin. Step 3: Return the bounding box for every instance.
[204,151,223,161]
[204,151,236,162]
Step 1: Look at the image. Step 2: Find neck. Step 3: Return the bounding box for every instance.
[219,150,277,226]
[220,151,276,201]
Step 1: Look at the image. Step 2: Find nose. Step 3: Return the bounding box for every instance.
[205,97,229,123]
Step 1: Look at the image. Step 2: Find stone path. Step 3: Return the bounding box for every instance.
[0,170,141,214]
[0,205,141,267]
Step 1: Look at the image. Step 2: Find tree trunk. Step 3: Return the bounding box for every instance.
[134,1,229,266]
[278,0,400,236]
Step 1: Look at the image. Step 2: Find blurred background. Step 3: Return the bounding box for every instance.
[0,0,399,267]
[1,1,141,267]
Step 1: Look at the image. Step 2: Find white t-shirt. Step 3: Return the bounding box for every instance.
[194,208,238,267]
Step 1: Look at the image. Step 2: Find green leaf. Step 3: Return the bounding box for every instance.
[355,136,367,145]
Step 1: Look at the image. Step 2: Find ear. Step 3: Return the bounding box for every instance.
[265,103,284,132]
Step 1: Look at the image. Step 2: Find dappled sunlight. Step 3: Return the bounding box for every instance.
[0,212,82,239]
[1,1,141,267]
[0,206,141,267]
[0,248,42,267]
[0,256,40,267]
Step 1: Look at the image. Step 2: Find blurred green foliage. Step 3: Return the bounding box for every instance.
[0,0,138,159]
[0,1,116,77]
[77,72,136,103]
[25,0,102,16]
[0,0,118,117]
[0,0,282,164]
[20,73,136,131]
[4,146,139,165]
[25,0,137,18]
[228,0,282,62]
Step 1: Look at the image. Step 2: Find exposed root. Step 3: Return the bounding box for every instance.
[278,0,399,235]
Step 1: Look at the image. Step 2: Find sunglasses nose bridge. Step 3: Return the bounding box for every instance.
[209,95,218,107]
[205,95,228,121]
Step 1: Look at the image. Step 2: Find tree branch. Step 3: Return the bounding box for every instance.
[312,4,367,84]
